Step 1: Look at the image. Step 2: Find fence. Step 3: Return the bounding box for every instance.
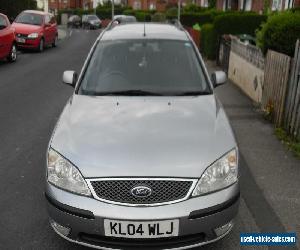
[230,38,265,70]
[285,40,300,140]
[262,50,291,127]
[228,38,264,103]
[225,38,300,139]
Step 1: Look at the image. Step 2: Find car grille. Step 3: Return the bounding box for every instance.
[89,179,195,206]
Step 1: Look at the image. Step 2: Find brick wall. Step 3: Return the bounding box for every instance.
[294,0,300,7]
[251,0,264,12]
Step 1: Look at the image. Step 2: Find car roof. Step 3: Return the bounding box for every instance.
[102,23,189,41]
[23,10,48,15]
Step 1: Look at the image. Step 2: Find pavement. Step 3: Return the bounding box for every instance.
[206,60,300,250]
[58,25,68,40]
[0,29,299,250]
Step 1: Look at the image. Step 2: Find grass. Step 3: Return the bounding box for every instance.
[275,128,300,158]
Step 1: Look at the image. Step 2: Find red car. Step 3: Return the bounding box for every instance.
[0,13,17,62]
[12,10,58,52]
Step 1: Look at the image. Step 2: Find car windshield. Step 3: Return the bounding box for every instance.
[15,13,43,26]
[88,16,98,20]
[79,39,211,96]
[69,15,80,21]
[0,16,7,30]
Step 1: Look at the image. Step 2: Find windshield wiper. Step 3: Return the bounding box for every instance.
[92,90,163,96]
[175,91,212,96]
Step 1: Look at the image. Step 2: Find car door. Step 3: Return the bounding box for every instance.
[0,15,11,58]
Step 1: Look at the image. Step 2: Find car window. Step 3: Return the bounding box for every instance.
[15,13,43,26]
[45,14,50,24]
[88,16,98,20]
[79,39,211,96]
[0,16,7,30]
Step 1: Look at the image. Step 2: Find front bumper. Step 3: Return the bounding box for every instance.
[45,182,239,249]
[16,38,40,49]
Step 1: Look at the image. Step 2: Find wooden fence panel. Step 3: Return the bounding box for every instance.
[285,40,300,140]
[262,50,291,127]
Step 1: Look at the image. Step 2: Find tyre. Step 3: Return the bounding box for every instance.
[7,43,17,62]
[52,35,58,48]
[38,38,44,52]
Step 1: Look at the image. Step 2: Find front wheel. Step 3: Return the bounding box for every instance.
[7,43,17,62]
[38,38,44,52]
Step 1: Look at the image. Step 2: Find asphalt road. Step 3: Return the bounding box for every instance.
[0,29,298,250]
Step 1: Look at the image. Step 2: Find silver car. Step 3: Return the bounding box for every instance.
[46,23,239,249]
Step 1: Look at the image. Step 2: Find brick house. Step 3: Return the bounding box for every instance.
[216,0,300,12]
[48,0,93,13]
[127,0,190,11]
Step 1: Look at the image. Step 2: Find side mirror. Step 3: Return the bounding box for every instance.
[211,71,227,88]
[63,71,77,87]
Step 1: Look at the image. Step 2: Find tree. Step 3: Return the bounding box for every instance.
[0,0,37,19]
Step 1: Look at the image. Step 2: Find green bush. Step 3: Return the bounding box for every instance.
[151,12,166,22]
[122,9,135,16]
[199,12,266,59]
[201,23,217,59]
[256,12,300,56]
[214,12,267,37]
[134,11,152,22]
[167,10,224,27]
[183,3,206,13]
[166,7,178,17]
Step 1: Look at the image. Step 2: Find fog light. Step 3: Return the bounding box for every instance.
[214,221,233,237]
[50,219,71,237]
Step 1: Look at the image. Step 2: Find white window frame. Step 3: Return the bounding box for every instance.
[272,0,282,10]
[284,0,294,9]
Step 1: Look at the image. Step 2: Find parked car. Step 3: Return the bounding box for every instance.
[238,34,256,46]
[67,15,81,29]
[0,13,17,62]
[12,10,58,52]
[46,23,239,249]
[82,15,101,29]
[113,15,137,24]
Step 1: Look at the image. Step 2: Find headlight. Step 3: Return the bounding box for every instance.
[47,148,91,196]
[28,33,39,38]
[192,149,238,196]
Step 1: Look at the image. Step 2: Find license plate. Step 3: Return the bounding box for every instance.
[17,38,26,43]
[104,219,179,238]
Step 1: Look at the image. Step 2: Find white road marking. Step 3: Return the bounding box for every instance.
[69,30,72,37]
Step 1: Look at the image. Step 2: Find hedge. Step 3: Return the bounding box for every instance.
[167,10,224,27]
[213,13,267,37]
[201,24,217,59]
[152,12,166,22]
[256,12,300,56]
[200,13,267,59]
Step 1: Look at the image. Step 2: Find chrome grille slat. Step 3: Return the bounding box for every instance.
[87,178,196,206]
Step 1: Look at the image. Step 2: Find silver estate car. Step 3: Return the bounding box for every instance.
[46,23,240,249]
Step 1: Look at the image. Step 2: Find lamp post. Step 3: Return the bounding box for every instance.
[177,0,181,21]
[112,0,114,19]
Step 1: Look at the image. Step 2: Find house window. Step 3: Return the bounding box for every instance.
[201,0,209,7]
[149,2,156,10]
[284,0,294,9]
[272,0,282,10]
[133,0,141,10]
[223,0,232,10]
[245,0,252,10]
